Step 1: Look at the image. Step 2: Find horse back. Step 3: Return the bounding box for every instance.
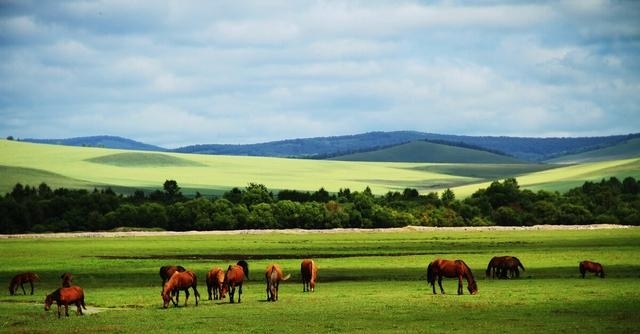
[225,265,245,285]
[301,259,316,281]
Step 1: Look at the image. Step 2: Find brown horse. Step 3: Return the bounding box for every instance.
[206,267,225,300]
[222,264,246,303]
[161,270,200,308]
[300,259,318,292]
[486,256,525,279]
[265,263,291,302]
[61,272,73,287]
[427,259,478,295]
[580,260,605,278]
[44,286,87,318]
[9,272,39,295]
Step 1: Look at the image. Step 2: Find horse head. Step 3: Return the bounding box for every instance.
[44,294,54,311]
[468,281,478,295]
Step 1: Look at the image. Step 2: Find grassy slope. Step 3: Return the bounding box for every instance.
[1,139,639,197]
[545,137,640,164]
[330,140,524,163]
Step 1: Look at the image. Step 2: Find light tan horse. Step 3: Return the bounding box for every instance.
[206,267,225,300]
[265,263,291,302]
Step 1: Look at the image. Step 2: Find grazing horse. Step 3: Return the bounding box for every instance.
[206,267,225,300]
[486,256,525,279]
[159,265,186,303]
[9,272,39,295]
[222,264,246,303]
[265,263,291,302]
[61,272,73,287]
[161,271,200,308]
[580,260,605,278]
[427,259,478,295]
[44,286,87,318]
[300,259,318,292]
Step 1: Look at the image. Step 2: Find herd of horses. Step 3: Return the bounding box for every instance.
[8,257,605,316]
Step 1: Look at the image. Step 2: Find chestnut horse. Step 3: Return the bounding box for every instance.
[9,272,39,295]
[44,286,87,318]
[161,271,200,308]
[206,267,225,300]
[486,256,525,279]
[580,260,605,278]
[159,265,186,303]
[300,259,318,292]
[265,263,291,302]
[222,264,246,303]
[61,272,73,287]
[427,259,478,295]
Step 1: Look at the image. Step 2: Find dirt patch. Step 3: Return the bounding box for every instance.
[0,224,630,239]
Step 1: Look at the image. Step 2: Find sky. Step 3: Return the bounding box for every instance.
[1,1,639,149]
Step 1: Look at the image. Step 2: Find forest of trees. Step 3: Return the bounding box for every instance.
[1,177,639,234]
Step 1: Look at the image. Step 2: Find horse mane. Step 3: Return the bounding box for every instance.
[456,260,476,282]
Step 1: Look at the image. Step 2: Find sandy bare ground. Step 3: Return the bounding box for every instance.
[0,224,630,239]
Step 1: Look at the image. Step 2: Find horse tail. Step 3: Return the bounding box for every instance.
[426,262,434,286]
[282,274,291,281]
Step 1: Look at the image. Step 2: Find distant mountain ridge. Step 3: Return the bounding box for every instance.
[20,131,640,163]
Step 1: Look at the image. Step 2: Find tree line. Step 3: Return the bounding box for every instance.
[1,177,639,234]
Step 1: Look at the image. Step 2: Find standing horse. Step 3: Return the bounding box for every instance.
[580,260,605,278]
[61,272,73,287]
[9,272,39,295]
[265,263,291,302]
[206,267,225,300]
[44,286,87,318]
[300,259,318,292]
[222,264,246,303]
[486,256,525,279]
[427,259,478,295]
[161,271,200,308]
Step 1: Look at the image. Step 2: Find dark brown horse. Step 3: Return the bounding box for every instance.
[44,286,87,318]
[580,260,605,278]
[222,264,246,303]
[300,259,318,292]
[427,259,478,295]
[206,267,225,300]
[9,272,39,295]
[61,272,73,287]
[486,256,525,279]
[161,271,200,308]
[265,263,291,302]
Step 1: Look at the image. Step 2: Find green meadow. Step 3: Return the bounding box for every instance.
[1,227,639,333]
[2,140,639,198]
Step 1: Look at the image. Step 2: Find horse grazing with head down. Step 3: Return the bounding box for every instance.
[300,259,318,292]
[161,271,200,308]
[265,263,291,302]
[486,256,525,279]
[9,272,39,295]
[44,286,86,318]
[427,259,478,295]
[206,267,225,300]
[580,260,605,278]
[222,264,246,303]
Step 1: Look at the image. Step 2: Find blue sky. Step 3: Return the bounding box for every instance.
[1,1,639,148]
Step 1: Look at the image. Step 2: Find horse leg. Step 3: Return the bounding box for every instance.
[193,287,200,306]
[75,301,83,315]
[457,276,463,295]
[20,282,26,295]
[57,304,62,318]
[229,287,235,304]
[437,276,445,294]
[238,284,242,303]
[29,281,34,295]
[64,303,70,317]
[184,289,190,306]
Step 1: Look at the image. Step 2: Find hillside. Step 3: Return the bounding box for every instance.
[19,131,640,163]
[329,140,525,163]
[544,137,640,164]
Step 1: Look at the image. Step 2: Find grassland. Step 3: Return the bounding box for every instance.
[1,139,639,197]
[0,227,638,333]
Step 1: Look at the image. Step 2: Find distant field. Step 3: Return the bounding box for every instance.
[1,139,639,197]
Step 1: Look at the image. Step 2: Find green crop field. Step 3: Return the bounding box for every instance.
[2,140,639,198]
[1,227,639,333]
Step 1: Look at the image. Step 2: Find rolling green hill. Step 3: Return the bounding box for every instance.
[545,137,640,164]
[329,140,524,163]
[1,139,639,198]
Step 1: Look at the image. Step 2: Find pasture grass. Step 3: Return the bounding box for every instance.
[2,139,639,197]
[1,227,639,333]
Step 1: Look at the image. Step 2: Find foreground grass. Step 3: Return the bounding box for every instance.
[1,227,639,333]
